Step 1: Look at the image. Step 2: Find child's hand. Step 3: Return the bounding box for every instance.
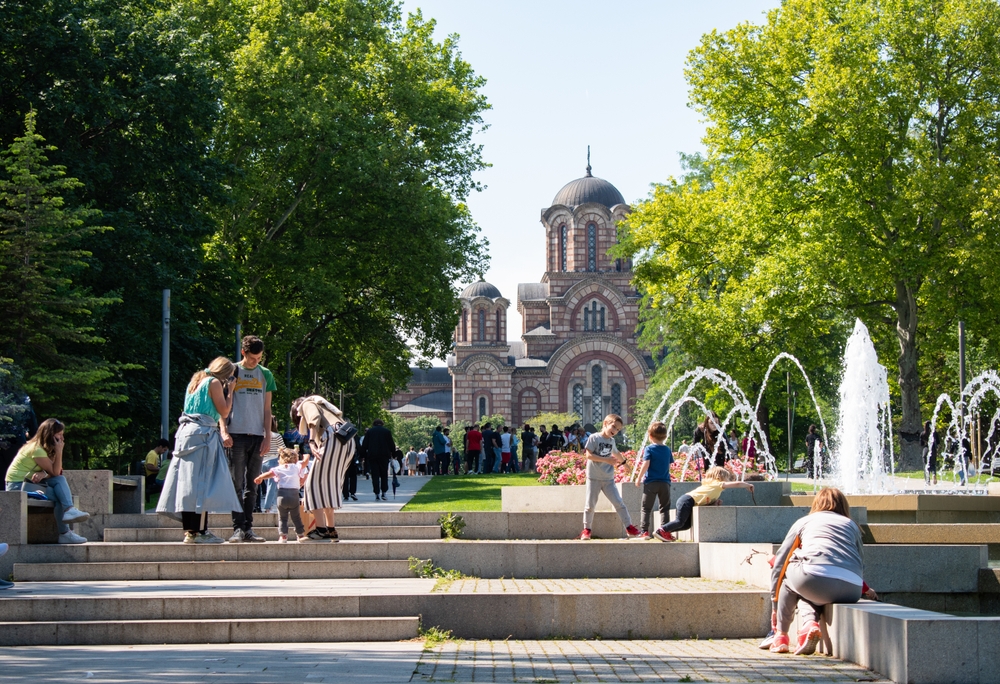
[253,475,263,484]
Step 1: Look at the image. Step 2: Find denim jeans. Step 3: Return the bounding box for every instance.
[7,476,74,534]
[261,456,279,512]
[228,433,264,531]
[492,446,502,473]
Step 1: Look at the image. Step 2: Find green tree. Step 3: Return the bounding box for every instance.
[0,0,231,453]
[0,111,129,444]
[184,0,490,419]
[620,0,1000,469]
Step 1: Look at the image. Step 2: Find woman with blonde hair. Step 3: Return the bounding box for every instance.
[5,418,90,544]
[766,487,877,655]
[156,357,242,543]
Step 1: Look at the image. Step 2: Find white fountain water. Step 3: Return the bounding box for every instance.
[833,319,895,494]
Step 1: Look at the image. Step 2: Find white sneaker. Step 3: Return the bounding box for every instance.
[58,530,87,544]
[62,507,90,524]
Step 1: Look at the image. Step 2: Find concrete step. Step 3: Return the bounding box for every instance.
[0,616,419,646]
[11,539,700,580]
[15,559,416,581]
[103,525,441,542]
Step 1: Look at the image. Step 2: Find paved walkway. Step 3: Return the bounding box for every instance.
[0,640,889,682]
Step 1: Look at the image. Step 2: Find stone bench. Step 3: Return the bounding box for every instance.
[0,491,82,546]
[676,505,867,543]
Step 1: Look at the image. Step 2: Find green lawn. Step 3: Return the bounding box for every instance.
[401,472,543,512]
[893,469,999,484]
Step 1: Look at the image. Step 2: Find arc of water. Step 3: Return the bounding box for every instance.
[754,352,830,463]
[926,394,958,488]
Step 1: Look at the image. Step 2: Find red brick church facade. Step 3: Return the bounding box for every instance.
[388,164,653,426]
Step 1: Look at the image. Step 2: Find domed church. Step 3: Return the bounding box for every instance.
[388,160,654,426]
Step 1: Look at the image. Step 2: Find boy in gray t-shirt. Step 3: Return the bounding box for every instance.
[580,414,641,540]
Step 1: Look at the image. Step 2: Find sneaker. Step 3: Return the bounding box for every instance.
[769,633,790,653]
[653,528,675,542]
[0,578,13,590]
[794,621,822,656]
[306,529,328,542]
[183,531,198,544]
[625,525,642,538]
[297,534,316,543]
[196,532,224,544]
[57,530,87,545]
[228,529,246,543]
[350,494,358,501]
[758,629,776,650]
[278,535,288,543]
[243,529,266,543]
[62,507,90,524]
[632,531,651,540]
[580,528,592,541]
[323,527,340,542]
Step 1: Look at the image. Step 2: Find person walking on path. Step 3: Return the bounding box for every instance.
[222,335,277,543]
[580,414,641,541]
[654,466,754,542]
[292,395,356,541]
[920,421,939,486]
[361,418,395,500]
[767,487,877,655]
[157,357,241,543]
[5,418,91,544]
[432,426,448,476]
[633,421,673,540]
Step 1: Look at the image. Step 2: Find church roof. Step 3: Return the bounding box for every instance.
[391,389,452,413]
[551,163,625,208]
[461,280,502,299]
[407,367,451,385]
[523,325,555,337]
[518,282,549,302]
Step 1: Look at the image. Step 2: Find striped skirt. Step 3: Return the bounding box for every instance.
[303,425,355,511]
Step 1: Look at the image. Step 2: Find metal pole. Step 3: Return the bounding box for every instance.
[959,320,967,406]
[286,351,292,429]
[787,371,792,481]
[160,289,170,440]
[235,323,242,361]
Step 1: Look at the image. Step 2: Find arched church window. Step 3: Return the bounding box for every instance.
[478,396,487,419]
[462,310,467,341]
[496,309,502,342]
[560,225,567,272]
[587,223,597,272]
[616,258,622,272]
[478,309,485,342]
[591,365,603,420]
[611,383,622,417]
[572,384,584,417]
[583,300,606,332]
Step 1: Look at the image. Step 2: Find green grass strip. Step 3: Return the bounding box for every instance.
[401,472,543,511]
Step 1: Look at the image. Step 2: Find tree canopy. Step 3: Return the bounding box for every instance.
[617,0,1000,468]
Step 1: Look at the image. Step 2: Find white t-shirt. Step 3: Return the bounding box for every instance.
[406,450,418,467]
[444,436,452,454]
[270,462,303,489]
[500,432,512,452]
[417,451,427,465]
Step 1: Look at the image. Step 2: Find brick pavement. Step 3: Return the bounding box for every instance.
[415,639,891,683]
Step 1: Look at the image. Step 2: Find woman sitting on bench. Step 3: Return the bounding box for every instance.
[4,418,90,544]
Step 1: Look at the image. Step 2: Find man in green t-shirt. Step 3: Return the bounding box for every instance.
[221,335,277,543]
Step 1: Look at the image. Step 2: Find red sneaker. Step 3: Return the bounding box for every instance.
[769,633,790,653]
[625,525,642,538]
[794,621,822,655]
[653,528,674,542]
[580,528,592,541]
[632,531,651,540]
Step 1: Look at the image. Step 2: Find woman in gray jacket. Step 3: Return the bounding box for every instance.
[767,487,877,655]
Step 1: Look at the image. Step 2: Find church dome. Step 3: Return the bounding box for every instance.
[552,165,625,208]
[461,280,502,299]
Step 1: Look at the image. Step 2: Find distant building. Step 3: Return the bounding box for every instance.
[387,161,653,425]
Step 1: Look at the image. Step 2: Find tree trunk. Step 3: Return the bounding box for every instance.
[894,280,923,471]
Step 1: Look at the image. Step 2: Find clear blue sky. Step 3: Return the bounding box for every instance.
[400,0,780,361]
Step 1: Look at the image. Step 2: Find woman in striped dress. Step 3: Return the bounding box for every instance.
[291,395,355,541]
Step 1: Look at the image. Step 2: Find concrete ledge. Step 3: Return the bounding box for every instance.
[699,542,987,594]
[14,559,416,581]
[828,601,1000,684]
[502,481,788,515]
[0,617,418,646]
[679,506,867,543]
[863,523,1000,544]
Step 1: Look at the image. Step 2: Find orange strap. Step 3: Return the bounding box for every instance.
[773,535,801,602]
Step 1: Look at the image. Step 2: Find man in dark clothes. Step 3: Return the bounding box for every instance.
[360,419,395,500]
[481,423,496,474]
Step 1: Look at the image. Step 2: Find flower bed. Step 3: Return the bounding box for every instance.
[537,448,771,484]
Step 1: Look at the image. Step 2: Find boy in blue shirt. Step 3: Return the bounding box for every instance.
[633,421,673,540]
